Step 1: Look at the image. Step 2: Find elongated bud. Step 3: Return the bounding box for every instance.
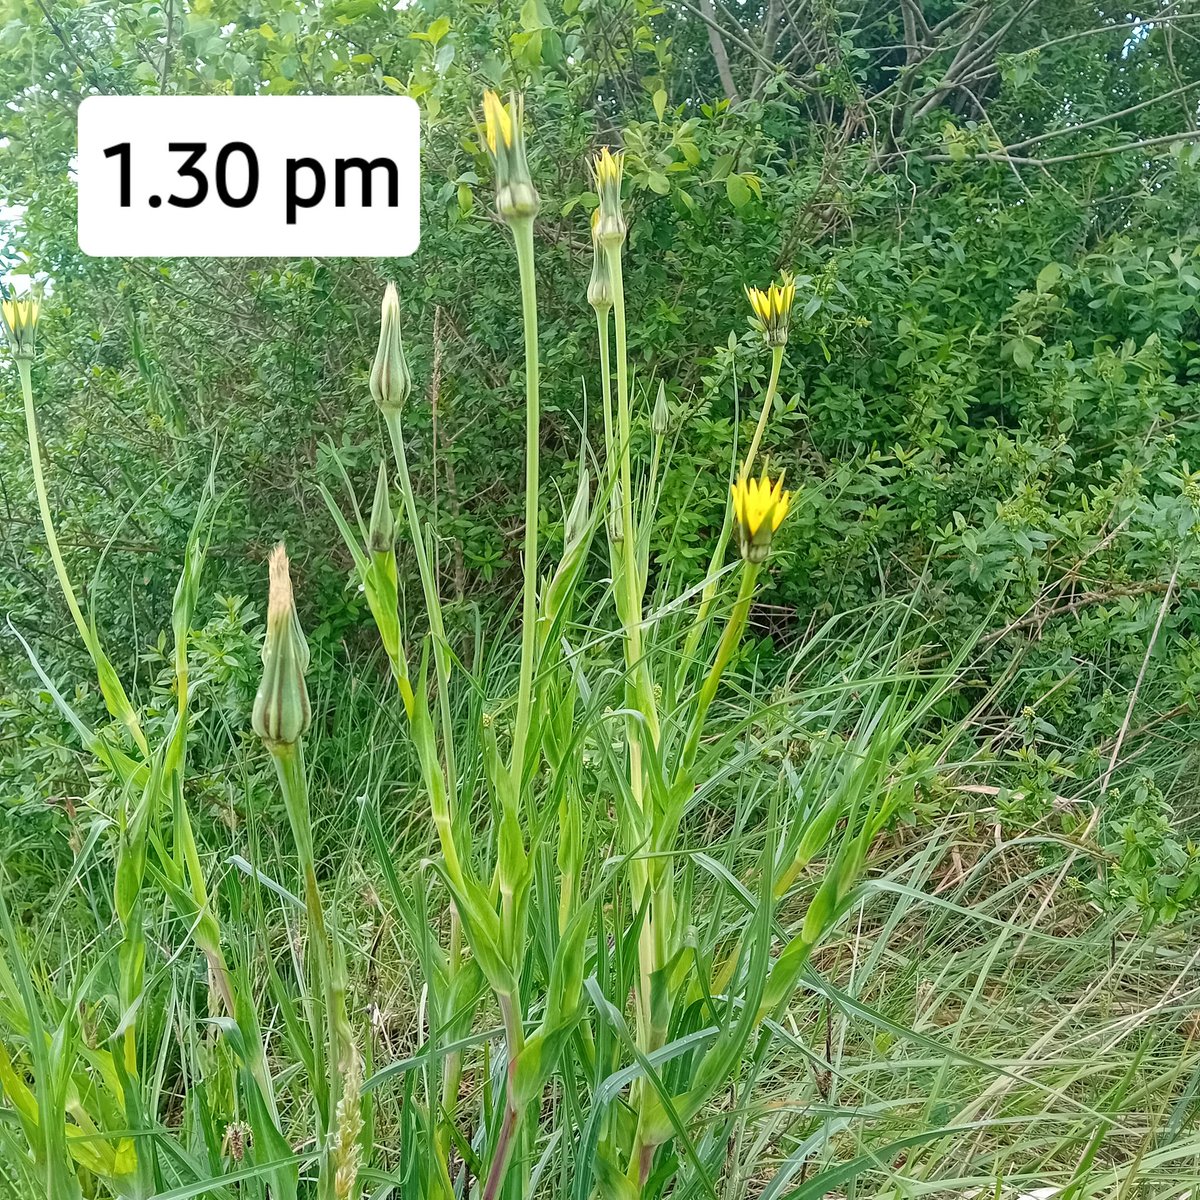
[564,465,590,554]
[370,283,412,413]
[587,211,613,314]
[482,91,539,224]
[543,466,591,627]
[606,480,624,545]
[651,381,671,436]
[590,148,625,248]
[368,460,394,555]
[252,545,312,747]
[1,284,41,362]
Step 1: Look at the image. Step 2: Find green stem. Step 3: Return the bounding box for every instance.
[269,738,348,1153]
[384,409,459,810]
[596,306,615,480]
[679,561,760,778]
[509,215,541,788]
[19,360,150,758]
[677,344,783,692]
[18,361,91,646]
[743,343,783,478]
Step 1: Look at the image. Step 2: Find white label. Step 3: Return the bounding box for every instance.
[77,96,420,257]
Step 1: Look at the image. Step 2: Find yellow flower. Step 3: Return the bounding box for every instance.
[590,147,625,247]
[745,273,796,347]
[731,468,791,563]
[482,89,513,154]
[1,294,40,361]
[480,91,538,224]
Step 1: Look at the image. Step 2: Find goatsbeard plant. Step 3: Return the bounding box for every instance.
[319,94,896,1200]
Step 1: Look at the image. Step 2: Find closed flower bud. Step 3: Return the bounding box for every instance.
[370,282,412,414]
[252,545,312,747]
[651,381,671,436]
[745,273,796,347]
[606,481,624,545]
[564,465,590,554]
[731,468,791,564]
[482,91,540,224]
[1,287,40,361]
[590,148,626,248]
[587,211,613,313]
[368,460,394,555]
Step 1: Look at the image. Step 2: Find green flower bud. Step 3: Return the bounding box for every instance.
[370,282,412,414]
[252,545,311,748]
[368,460,394,556]
[651,381,671,436]
[587,211,612,314]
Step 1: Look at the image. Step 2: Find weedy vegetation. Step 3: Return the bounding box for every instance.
[4,30,1200,1200]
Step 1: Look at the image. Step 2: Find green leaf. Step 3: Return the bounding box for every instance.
[725,173,751,208]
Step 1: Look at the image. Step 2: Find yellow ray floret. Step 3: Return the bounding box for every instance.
[745,274,796,346]
[592,146,623,191]
[731,468,791,562]
[482,89,513,154]
[1,296,39,359]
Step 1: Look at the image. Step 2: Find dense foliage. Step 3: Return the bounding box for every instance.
[3,3,1200,1196]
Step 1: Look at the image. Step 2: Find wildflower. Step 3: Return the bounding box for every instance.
[591,147,625,248]
[731,468,791,563]
[745,273,796,347]
[587,210,613,313]
[252,545,312,747]
[370,282,411,414]
[1,289,40,361]
[481,90,539,224]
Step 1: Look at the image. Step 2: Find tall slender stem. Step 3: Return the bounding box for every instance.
[18,361,91,646]
[509,215,541,787]
[606,242,660,745]
[384,410,459,808]
[678,343,783,692]
[596,308,615,474]
[743,343,783,478]
[19,361,150,758]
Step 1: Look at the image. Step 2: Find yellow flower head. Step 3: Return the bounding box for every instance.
[1,292,40,361]
[590,147,626,247]
[745,272,796,347]
[731,468,791,563]
[480,91,538,224]
[482,89,513,154]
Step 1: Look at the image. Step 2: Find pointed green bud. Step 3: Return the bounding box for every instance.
[651,381,671,436]
[564,465,590,555]
[606,481,624,545]
[370,282,412,414]
[252,545,312,748]
[368,460,394,555]
[587,211,613,314]
[1,285,40,362]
